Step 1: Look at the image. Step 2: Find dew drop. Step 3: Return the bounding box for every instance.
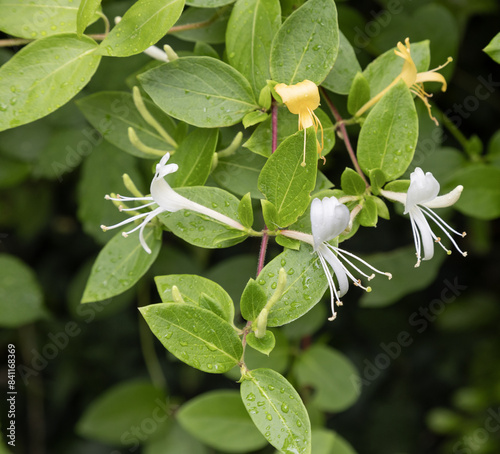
[258,279,266,285]
[280,259,286,266]
[246,393,256,402]
[268,385,275,391]
[296,420,302,427]
[179,340,188,347]
[287,268,295,275]
[281,403,289,413]
[165,332,173,339]
[266,413,273,421]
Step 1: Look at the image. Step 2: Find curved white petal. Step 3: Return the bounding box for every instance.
[423,185,463,209]
[405,167,440,213]
[410,208,435,262]
[379,189,407,205]
[320,244,349,297]
[138,207,164,254]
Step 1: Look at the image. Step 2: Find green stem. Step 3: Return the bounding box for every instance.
[320,87,369,187]
[436,107,471,155]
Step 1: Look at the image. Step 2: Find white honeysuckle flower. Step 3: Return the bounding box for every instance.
[101,153,245,254]
[284,196,391,321]
[380,167,467,267]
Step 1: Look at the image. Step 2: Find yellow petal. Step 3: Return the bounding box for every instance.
[415,70,448,91]
[274,80,320,115]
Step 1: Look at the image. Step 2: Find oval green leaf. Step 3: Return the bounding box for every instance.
[155,274,234,323]
[0,34,101,131]
[81,226,161,303]
[178,390,267,452]
[321,31,361,95]
[158,186,248,249]
[99,0,185,57]
[0,254,47,327]
[0,0,84,39]
[241,368,311,454]
[139,56,259,127]
[270,0,338,85]
[294,345,360,412]
[258,244,328,327]
[77,0,102,35]
[140,303,243,373]
[357,80,418,180]
[258,129,318,227]
[226,0,281,95]
[76,380,168,444]
[76,91,177,158]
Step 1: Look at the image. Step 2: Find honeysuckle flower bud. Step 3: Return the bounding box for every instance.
[274,80,324,166]
[380,167,466,267]
[101,153,245,254]
[355,38,452,125]
[283,197,391,320]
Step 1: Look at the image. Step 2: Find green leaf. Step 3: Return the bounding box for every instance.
[99,0,184,57]
[178,390,267,452]
[369,169,386,195]
[211,146,267,199]
[81,227,161,303]
[155,274,234,323]
[340,168,365,196]
[261,199,279,228]
[384,179,410,193]
[238,192,254,228]
[77,142,144,244]
[193,41,219,58]
[247,331,275,356]
[0,155,30,188]
[310,429,358,454]
[373,196,390,220]
[270,0,338,85]
[357,80,418,180]
[360,246,445,308]
[321,31,361,95]
[0,34,101,131]
[145,422,209,454]
[258,244,328,327]
[166,128,217,187]
[158,186,248,248]
[240,278,268,322]
[0,0,86,39]
[241,368,311,454]
[484,32,500,64]
[226,0,281,95]
[76,92,177,158]
[445,164,500,220]
[139,57,259,127]
[275,233,301,250]
[170,7,230,44]
[362,40,430,99]
[77,0,102,35]
[140,303,243,373]
[294,345,360,412]
[76,380,168,444]
[347,72,370,116]
[0,254,47,327]
[186,0,234,7]
[242,110,269,128]
[358,196,378,227]
[244,106,335,158]
[258,129,318,227]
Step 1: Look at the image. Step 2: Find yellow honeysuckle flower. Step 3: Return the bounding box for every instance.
[355,38,453,125]
[274,80,324,166]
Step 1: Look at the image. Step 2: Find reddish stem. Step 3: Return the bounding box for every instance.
[320,87,369,188]
[256,101,278,276]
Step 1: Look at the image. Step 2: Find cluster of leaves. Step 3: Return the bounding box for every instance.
[2,0,500,453]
